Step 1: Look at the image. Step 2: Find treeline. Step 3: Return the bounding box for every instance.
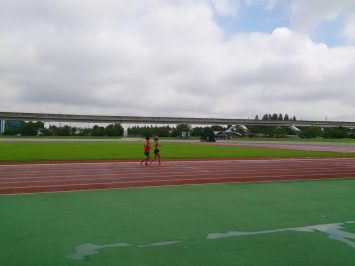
[127,124,226,138]
[4,121,217,138]
[3,121,354,139]
[128,124,197,137]
[128,126,171,137]
[248,125,354,139]
[248,125,295,136]
[256,113,297,121]
[3,121,124,137]
[298,126,354,139]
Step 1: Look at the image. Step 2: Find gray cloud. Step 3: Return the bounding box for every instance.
[0,0,354,121]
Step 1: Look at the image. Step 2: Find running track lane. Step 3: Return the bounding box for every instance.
[0,158,355,195]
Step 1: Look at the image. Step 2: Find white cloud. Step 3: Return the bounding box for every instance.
[289,0,355,38]
[342,14,355,42]
[209,0,239,16]
[244,0,280,10]
[0,0,354,121]
[244,0,355,44]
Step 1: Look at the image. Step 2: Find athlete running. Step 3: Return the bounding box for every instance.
[140,136,151,166]
[150,136,161,166]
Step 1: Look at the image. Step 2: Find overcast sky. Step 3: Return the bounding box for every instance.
[1,0,355,121]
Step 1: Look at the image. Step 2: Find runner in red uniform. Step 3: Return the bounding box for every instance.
[140,136,151,166]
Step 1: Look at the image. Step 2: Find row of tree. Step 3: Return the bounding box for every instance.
[299,126,353,139]
[4,121,220,139]
[3,121,124,137]
[128,124,226,138]
[249,125,354,139]
[3,121,354,139]
[256,113,297,121]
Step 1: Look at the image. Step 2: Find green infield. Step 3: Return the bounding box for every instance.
[0,179,354,266]
[0,142,354,162]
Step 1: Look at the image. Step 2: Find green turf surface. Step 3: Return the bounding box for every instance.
[1,179,355,266]
[0,142,354,162]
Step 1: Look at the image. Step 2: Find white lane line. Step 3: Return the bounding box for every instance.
[0,163,355,181]
[1,159,354,172]
[0,158,354,173]
[2,176,355,196]
[1,165,354,181]
[1,172,355,190]
[0,157,354,167]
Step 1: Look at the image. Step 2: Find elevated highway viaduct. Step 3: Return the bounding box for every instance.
[0,112,354,129]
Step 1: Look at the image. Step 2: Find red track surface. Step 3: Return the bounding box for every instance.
[0,158,355,195]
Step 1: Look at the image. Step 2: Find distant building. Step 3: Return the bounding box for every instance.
[6,120,22,130]
[0,120,4,135]
[1,120,22,135]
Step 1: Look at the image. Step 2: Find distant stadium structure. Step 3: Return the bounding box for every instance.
[289,125,301,133]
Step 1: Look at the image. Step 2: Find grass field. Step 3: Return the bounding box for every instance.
[1,179,355,266]
[1,142,355,162]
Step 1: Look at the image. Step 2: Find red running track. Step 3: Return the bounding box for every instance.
[0,158,355,195]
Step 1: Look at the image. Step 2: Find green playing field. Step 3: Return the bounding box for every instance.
[1,179,354,266]
[0,141,354,161]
